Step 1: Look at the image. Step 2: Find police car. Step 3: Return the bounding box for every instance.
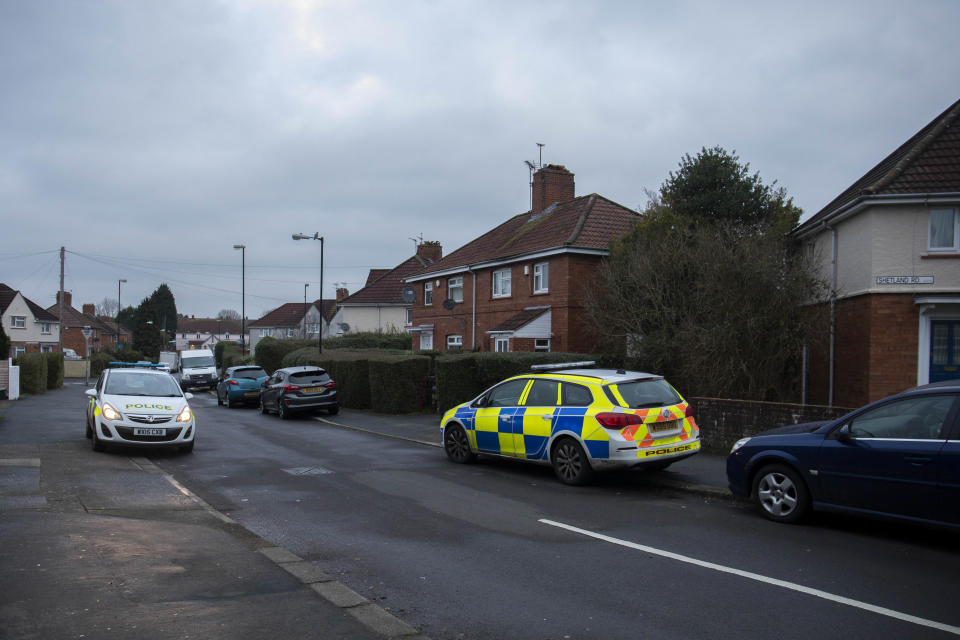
[440,363,700,485]
[85,364,196,453]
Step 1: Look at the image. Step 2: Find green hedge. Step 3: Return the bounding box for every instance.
[435,352,598,413]
[43,351,64,389]
[324,331,412,351]
[90,352,114,378]
[17,353,47,395]
[255,337,317,373]
[367,355,432,413]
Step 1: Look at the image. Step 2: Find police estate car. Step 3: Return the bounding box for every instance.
[441,363,700,485]
[85,364,196,453]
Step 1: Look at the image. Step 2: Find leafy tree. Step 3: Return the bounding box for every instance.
[132,298,166,359]
[150,284,178,340]
[586,147,827,401]
[117,305,137,331]
[0,323,9,359]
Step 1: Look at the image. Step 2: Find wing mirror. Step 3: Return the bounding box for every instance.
[85,389,97,397]
[835,423,852,443]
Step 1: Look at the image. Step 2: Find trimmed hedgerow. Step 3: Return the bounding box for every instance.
[44,351,64,389]
[17,352,48,395]
[323,331,412,351]
[367,355,432,414]
[254,337,316,374]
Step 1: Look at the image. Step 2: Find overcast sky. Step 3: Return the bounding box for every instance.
[2,1,958,320]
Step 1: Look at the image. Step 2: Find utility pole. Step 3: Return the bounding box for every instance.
[58,247,65,353]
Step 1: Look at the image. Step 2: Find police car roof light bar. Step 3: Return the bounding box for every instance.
[530,361,596,371]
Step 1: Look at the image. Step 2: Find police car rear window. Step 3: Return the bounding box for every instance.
[608,379,680,408]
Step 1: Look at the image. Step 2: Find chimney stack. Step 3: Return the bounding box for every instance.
[336,288,349,302]
[82,304,95,316]
[532,164,575,215]
[56,291,72,308]
[416,241,442,264]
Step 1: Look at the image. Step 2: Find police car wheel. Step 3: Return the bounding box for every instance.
[92,427,106,452]
[644,460,672,472]
[752,464,810,524]
[551,437,594,486]
[180,440,194,453]
[85,418,92,439]
[444,424,475,464]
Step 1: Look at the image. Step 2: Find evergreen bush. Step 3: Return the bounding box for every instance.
[17,353,47,395]
[43,351,64,389]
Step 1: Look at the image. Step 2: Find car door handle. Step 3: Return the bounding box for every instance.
[905,456,932,466]
[541,414,554,420]
[500,415,511,421]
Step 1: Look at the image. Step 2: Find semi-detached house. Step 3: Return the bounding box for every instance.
[0,283,60,358]
[406,165,640,353]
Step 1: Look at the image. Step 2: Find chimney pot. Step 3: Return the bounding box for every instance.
[82,304,95,315]
[416,242,442,263]
[532,164,575,215]
[56,291,73,308]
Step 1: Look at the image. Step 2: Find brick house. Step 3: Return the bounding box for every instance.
[794,97,960,407]
[46,292,127,356]
[337,243,442,334]
[0,283,60,358]
[405,165,640,353]
[247,298,341,353]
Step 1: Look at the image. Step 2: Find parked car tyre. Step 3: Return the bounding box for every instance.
[327,406,339,416]
[752,464,810,524]
[259,397,268,414]
[443,424,476,464]
[217,391,223,406]
[277,400,290,420]
[551,437,594,486]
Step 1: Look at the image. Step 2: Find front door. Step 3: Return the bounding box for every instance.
[931,321,960,383]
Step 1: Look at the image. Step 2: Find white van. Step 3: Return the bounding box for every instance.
[178,349,217,391]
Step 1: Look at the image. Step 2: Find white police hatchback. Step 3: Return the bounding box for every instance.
[85,365,196,453]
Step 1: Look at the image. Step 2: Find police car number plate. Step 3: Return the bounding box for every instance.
[134,427,165,436]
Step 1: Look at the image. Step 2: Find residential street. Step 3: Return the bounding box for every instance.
[2,383,959,639]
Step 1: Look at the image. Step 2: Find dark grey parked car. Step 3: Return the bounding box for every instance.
[259,366,339,419]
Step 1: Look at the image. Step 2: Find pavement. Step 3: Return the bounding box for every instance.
[0,385,733,640]
[315,408,733,498]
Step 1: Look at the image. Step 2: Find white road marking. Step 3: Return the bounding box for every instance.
[539,518,960,636]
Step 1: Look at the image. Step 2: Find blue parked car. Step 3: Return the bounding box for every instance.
[726,381,960,527]
[216,366,269,408]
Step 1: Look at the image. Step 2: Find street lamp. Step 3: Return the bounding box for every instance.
[117,278,127,349]
[233,244,245,353]
[292,233,323,353]
[303,283,309,339]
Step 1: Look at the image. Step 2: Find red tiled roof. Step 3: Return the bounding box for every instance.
[0,283,58,322]
[45,303,111,331]
[178,317,243,334]
[341,256,432,305]
[409,194,640,278]
[796,97,960,234]
[365,269,391,286]
[248,300,338,328]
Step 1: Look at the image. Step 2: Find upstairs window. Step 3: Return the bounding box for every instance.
[406,308,413,325]
[448,277,464,303]
[41,323,51,334]
[929,208,958,252]
[11,316,25,329]
[424,282,433,305]
[533,262,549,293]
[492,268,511,298]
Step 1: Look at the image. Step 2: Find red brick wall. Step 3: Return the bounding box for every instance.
[532,165,575,214]
[807,293,918,407]
[410,254,606,353]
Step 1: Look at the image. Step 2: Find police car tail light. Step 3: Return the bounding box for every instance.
[684,405,694,419]
[227,380,239,386]
[595,412,644,429]
[283,384,301,392]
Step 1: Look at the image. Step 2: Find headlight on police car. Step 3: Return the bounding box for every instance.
[102,403,121,421]
[176,406,193,423]
[730,437,751,454]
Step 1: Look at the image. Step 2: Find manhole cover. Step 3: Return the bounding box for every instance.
[282,466,333,476]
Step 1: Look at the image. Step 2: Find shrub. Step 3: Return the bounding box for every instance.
[324,331,412,351]
[219,342,248,369]
[254,337,316,373]
[43,351,64,389]
[17,352,47,395]
[367,355,432,413]
[90,352,115,378]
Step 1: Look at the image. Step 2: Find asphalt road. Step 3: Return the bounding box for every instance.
[4,383,960,639]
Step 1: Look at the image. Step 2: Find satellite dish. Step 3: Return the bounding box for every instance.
[442,298,456,311]
[401,286,416,304]
[338,322,350,332]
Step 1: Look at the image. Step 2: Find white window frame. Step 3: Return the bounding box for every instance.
[534,338,551,352]
[929,207,959,252]
[13,346,25,357]
[448,277,463,303]
[492,268,512,298]
[41,323,51,334]
[533,262,549,293]
[424,282,433,305]
[420,331,433,350]
[287,328,296,337]
[447,334,463,350]
[495,337,509,352]
[259,328,272,338]
[406,308,413,325]
[41,345,53,353]
[11,316,25,329]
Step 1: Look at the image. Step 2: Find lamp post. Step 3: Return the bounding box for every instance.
[233,245,245,353]
[303,283,309,338]
[292,233,323,353]
[117,278,127,349]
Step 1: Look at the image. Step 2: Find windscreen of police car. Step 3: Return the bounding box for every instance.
[614,379,682,408]
[105,371,184,397]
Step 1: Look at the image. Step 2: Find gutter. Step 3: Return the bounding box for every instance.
[403,246,609,283]
[794,192,960,241]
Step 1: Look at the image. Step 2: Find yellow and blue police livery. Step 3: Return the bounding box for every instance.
[441,364,700,485]
[85,364,196,453]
